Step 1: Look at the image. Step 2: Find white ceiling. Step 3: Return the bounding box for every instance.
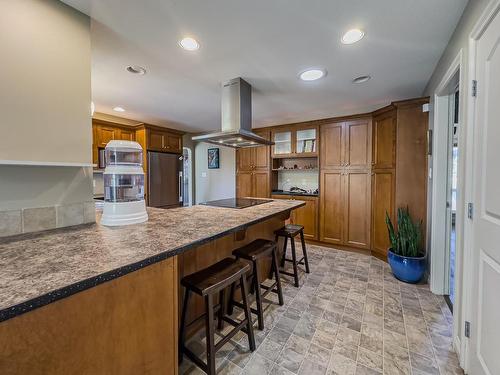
[63,0,467,133]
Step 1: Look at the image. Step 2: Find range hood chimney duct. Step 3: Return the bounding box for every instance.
[192,78,274,148]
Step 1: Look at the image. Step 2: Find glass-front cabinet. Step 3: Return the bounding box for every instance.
[272,130,292,155]
[271,125,318,157]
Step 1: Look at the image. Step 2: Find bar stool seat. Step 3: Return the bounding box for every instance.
[274,224,304,237]
[229,239,284,330]
[179,257,256,375]
[275,224,311,287]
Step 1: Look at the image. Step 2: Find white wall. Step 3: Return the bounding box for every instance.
[0,0,93,236]
[195,143,235,204]
[0,0,92,164]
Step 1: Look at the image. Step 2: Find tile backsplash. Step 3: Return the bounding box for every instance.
[277,170,319,191]
[0,201,95,238]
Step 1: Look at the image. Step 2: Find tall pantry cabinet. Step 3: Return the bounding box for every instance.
[370,98,429,259]
[320,118,372,249]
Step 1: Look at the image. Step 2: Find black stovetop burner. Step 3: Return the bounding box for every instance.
[201,198,273,209]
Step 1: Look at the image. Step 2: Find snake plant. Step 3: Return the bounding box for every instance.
[385,207,423,257]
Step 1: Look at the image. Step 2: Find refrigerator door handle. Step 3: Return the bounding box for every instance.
[178,171,183,203]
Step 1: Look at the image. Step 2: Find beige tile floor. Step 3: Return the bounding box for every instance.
[179,244,463,375]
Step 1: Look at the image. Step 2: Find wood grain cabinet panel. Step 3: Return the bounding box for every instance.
[345,119,372,169]
[292,196,318,240]
[165,133,182,153]
[236,171,253,198]
[119,129,135,142]
[148,130,165,151]
[253,171,270,198]
[372,111,396,169]
[320,122,344,169]
[371,170,395,257]
[344,171,371,249]
[237,148,254,171]
[97,126,119,147]
[320,171,344,244]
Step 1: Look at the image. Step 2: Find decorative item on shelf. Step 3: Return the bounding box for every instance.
[385,207,426,283]
[101,140,148,226]
[208,148,220,169]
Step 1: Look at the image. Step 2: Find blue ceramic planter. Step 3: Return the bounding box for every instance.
[387,249,426,283]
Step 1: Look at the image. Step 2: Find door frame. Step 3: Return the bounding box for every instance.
[462,0,500,372]
[429,49,469,367]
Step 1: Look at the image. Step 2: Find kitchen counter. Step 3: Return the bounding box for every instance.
[0,199,303,322]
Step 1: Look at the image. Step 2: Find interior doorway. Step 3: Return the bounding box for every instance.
[445,87,460,310]
[182,147,193,206]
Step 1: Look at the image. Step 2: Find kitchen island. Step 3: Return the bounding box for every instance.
[0,199,303,375]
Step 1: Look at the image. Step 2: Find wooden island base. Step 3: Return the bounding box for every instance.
[0,214,287,375]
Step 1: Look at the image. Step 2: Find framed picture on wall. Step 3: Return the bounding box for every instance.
[207,148,220,169]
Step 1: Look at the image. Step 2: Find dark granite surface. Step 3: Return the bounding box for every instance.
[0,199,303,322]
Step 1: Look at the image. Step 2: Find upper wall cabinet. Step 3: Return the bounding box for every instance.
[271,125,318,158]
[320,118,371,170]
[147,128,182,154]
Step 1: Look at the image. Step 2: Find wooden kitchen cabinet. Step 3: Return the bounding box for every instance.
[271,124,318,158]
[271,194,318,240]
[236,129,271,198]
[372,110,396,169]
[320,171,344,245]
[147,128,182,154]
[320,118,372,249]
[371,169,395,258]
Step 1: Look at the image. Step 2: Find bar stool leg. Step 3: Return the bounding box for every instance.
[240,275,256,351]
[227,282,235,316]
[290,239,299,287]
[205,294,216,375]
[300,231,310,274]
[178,288,190,363]
[280,236,288,268]
[271,246,284,306]
[252,260,264,330]
[217,289,226,331]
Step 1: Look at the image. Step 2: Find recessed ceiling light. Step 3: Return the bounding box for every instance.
[126,65,147,75]
[179,37,200,51]
[299,69,326,81]
[113,106,125,112]
[341,29,365,44]
[353,75,371,84]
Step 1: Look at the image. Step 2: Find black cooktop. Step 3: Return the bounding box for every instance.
[201,198,273,209]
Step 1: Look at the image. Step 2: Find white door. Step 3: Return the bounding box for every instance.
[468,8,500,375]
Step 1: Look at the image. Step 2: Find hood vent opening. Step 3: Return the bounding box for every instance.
[192,77,274,148]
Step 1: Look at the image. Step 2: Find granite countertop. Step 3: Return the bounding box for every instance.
[0,199,304,322]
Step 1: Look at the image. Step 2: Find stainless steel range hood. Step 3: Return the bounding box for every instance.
[192,78,274,148]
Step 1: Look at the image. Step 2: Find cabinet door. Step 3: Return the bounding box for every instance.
[344,171,371,249]
[253,129,270,170]
[165,133,182,153]
[292,197,318,240]
[371,170,395,257]
[236,172,253,198]
[119,129,135,141]
[320,122,344,169]
[272,130,292,157]
[97,126,119,147]
[372,112,396,169]
[345,119,371,169]
[236,148,254,171]
[148,130,165,151]
[320,171,344,244]
[295,126,318,156]
[252,171,270,198]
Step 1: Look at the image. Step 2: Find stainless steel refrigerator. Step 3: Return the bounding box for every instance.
[148,151,183,208]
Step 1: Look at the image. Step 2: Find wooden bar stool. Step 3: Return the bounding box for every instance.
[274,224,310,287]
[228,239,284,330]
[179,258,256,375]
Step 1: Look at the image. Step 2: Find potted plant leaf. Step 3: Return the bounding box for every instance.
[385,207,426,283]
